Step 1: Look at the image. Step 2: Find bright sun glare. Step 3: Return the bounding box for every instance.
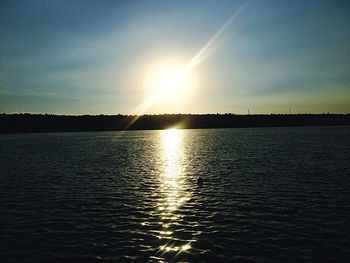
[142,59,198,112]
[157,70,184,95]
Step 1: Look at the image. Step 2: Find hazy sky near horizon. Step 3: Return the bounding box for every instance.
[1,0,349,114]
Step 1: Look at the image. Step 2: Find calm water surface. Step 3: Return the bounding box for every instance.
[1,127,350,262]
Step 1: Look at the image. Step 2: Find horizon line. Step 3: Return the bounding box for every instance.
[1,112,349,116]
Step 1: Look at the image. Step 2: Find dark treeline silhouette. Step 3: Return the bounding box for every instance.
[0,113,349,133]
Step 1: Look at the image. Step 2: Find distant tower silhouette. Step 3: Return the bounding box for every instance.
[289,108,291,114]
[248,109,250,115]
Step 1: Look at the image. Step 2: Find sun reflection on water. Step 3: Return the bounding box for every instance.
[156,128,192,256]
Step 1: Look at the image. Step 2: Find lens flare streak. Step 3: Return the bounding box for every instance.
[125,1,248,128]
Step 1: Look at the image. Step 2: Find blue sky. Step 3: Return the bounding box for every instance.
[1,0,349,114]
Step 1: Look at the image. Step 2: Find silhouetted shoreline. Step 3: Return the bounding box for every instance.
[0,113,349,133]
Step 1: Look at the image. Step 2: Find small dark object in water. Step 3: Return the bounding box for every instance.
[197,177,203,186]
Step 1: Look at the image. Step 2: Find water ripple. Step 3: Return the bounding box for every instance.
[1,127,350,262]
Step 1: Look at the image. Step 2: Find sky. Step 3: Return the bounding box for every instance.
[0,0,349,114]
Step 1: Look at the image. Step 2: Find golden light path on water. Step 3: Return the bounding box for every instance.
[156,128,192,256]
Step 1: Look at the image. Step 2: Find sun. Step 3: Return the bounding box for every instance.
[156,70,184,95]
[142,59,198,111]
[146,61,188,96]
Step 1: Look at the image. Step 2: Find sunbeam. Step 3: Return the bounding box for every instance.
[124,1,248,128]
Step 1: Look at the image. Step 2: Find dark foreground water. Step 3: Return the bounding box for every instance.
[1,126,350,262]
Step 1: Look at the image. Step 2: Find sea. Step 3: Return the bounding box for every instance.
[1,126,349,262]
